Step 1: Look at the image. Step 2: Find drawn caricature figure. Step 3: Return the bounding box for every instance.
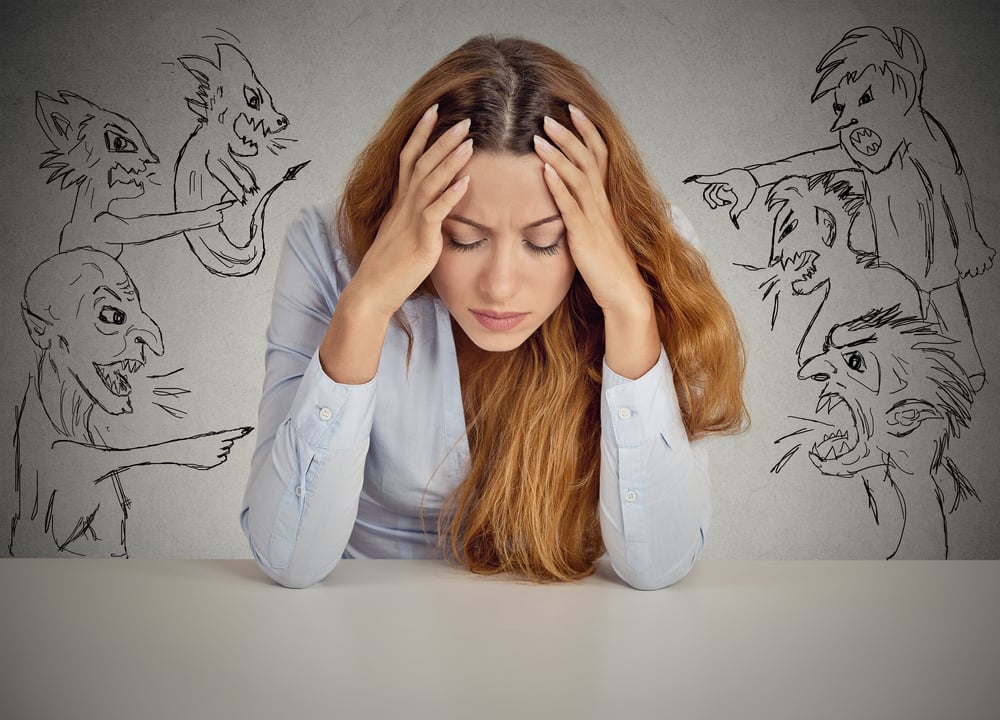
[794,307,975,559]
[757,173,921,361]
[35,91,232,258]
[688,26,994,390]
[173,41,308,277]
[9,248,252,558]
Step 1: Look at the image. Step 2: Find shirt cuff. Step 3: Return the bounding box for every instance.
[602,347,689,452]
[287,350,376,451]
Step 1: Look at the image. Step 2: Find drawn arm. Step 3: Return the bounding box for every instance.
[50,427,252,485]
[207,148,259,203]
[940,169,994,278]
[95,201,232,247]
[685,145,855,228]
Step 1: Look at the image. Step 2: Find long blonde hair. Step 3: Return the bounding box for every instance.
[338,36,747,581]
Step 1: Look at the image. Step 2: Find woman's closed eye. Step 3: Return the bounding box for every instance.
[445,235,564,256]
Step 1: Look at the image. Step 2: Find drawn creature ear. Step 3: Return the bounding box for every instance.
[21,304,52,350]
[177,54,215,86]
[887,400,942,437]
[884,61,919,113]
[815,207,836,248]
[35,92,74,148]
[216,43,254,73]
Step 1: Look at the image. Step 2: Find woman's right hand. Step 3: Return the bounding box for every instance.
[349,106,473,320]
[319,106,472,384]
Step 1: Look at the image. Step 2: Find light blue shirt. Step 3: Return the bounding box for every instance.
[241,201,710,590]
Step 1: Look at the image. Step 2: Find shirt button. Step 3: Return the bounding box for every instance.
[617,407,632,420]
[294,485,305,498]
[319,407,333,421]
[624,489,637,503]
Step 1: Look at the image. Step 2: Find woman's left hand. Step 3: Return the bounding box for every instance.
[534,107,660,378]
[533,108,650,318]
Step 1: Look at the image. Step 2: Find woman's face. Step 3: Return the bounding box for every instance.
[431,151,577,352]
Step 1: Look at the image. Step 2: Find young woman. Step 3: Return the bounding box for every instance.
[241,35,747,590]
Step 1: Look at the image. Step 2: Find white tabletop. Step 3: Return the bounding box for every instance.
[2,558,998,719]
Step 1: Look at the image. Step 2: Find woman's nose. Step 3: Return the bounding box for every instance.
[479,244,521,303]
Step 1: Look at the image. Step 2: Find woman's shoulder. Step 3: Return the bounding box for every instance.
[280,198,357,291]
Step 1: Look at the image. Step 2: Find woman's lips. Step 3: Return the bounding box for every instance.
[470,309,528,331]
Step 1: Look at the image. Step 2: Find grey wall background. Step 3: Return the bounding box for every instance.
[2,0,998,560]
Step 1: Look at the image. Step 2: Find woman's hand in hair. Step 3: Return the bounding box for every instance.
[534,107,660,379]
[352,106,473,320]
[320,107,471,385]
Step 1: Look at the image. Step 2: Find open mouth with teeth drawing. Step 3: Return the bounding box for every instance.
[807,389,868,475]
[94,358,143,397]
[108,163,146,192]
[775,250,821,294]
[232,113,268,154]
[849,127,882,157]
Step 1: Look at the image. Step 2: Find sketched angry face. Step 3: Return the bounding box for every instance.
[36,91,160,201]
[22,249,165,415]
[215,44,288,157]
[797,307,972,478]
[830,66,910,173]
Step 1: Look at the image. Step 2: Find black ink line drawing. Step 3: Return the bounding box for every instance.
[684,26,989,558]
[792,306,976,559]
[687,25,994,391]
[173,38,309,276]
[35,90,232,258]
[8,248,253,558]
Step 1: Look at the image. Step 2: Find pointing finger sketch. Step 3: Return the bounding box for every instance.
[173,38,310,277]
[35,90,233,257]
[8,248,254,558]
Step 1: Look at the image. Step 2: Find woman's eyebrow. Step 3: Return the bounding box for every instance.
[446,214,563,231]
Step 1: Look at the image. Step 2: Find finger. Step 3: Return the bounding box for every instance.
[541,162,583,235]
[415,137,473,207]
[703,183,723,209]
[398,104,438,193]
[420,174,471,230]
[411,118,471,192]
[534,134,593,210]
[568,105,608,181]
[542,116,601,185]
[731,191,753,229]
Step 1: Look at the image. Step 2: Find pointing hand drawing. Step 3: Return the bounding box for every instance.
[684,169,759,229]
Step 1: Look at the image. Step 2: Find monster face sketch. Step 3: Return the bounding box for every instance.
[757,174,920,361]
[9,249,252,558]
[688,26,993,390]
[35,91,230,258]
[173,40,308,276]
[797,307,976,558]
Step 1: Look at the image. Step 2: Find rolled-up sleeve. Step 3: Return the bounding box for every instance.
[599,346,711,591]
[240,206,374,588]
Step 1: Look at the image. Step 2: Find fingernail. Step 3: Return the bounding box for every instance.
[451,118,471,135]
[455,138,473,155]
[544,162,557,177]
[543,115,559,131]
[568,104,583,119]
[423,104,438,121]
[533,134,554,153]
